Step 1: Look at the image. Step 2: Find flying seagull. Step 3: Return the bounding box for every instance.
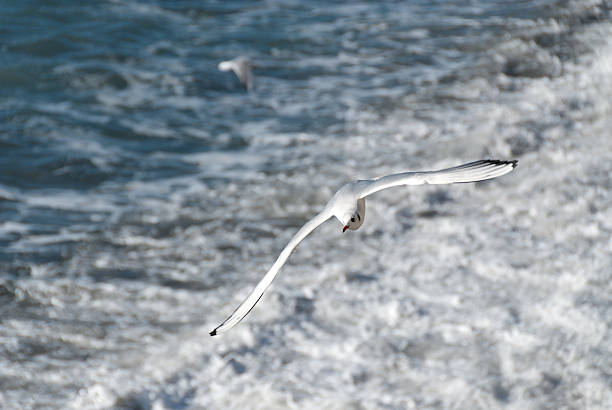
[218,57,254,91]
[210,159,518,336]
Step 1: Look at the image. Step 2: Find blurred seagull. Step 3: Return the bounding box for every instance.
[210,159,518,336]
[218,56,254,91]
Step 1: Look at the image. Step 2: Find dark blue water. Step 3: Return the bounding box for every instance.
[1,1,611,408]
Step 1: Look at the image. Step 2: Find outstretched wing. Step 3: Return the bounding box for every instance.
[357,159,518,198]
[242,65,253,91]
[210,210,332,336]
[232,58,253,91]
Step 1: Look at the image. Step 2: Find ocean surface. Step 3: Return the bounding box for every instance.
[1,0,611,409]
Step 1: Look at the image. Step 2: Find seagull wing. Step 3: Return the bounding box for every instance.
[210,210,333,335]
[243,65,253,91]
[357,159,518,198]
[232,59,253,90]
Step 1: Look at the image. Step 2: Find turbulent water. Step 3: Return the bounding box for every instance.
[1,0,611,409]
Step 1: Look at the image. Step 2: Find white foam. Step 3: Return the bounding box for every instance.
[6,4,612,410]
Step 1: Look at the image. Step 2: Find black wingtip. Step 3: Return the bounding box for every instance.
[209,329,217,336]
[482,159,519,168]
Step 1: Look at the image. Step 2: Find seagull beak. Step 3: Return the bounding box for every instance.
[343,225,349,233]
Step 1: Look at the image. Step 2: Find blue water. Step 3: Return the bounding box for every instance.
[1,1,611,409]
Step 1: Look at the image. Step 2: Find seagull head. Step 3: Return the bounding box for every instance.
[218,61,234,72]
[341,198,366,233]
[342,214,360,232]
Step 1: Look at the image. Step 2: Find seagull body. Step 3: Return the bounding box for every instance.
[218,57,254,91]
[210,159,518,336]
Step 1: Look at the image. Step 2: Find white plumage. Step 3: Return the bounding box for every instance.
[218,57,254,91]
[210,159,518,335]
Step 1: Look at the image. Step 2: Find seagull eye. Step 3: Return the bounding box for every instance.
[351,217,355,223]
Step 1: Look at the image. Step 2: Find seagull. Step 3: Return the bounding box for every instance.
[218,57,254,91]
[210,159,518,336]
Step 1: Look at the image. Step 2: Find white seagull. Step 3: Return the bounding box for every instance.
[210,159,518,336]
[218,57,254,91]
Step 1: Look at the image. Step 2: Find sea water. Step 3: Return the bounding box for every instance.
[0,1,611,409]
